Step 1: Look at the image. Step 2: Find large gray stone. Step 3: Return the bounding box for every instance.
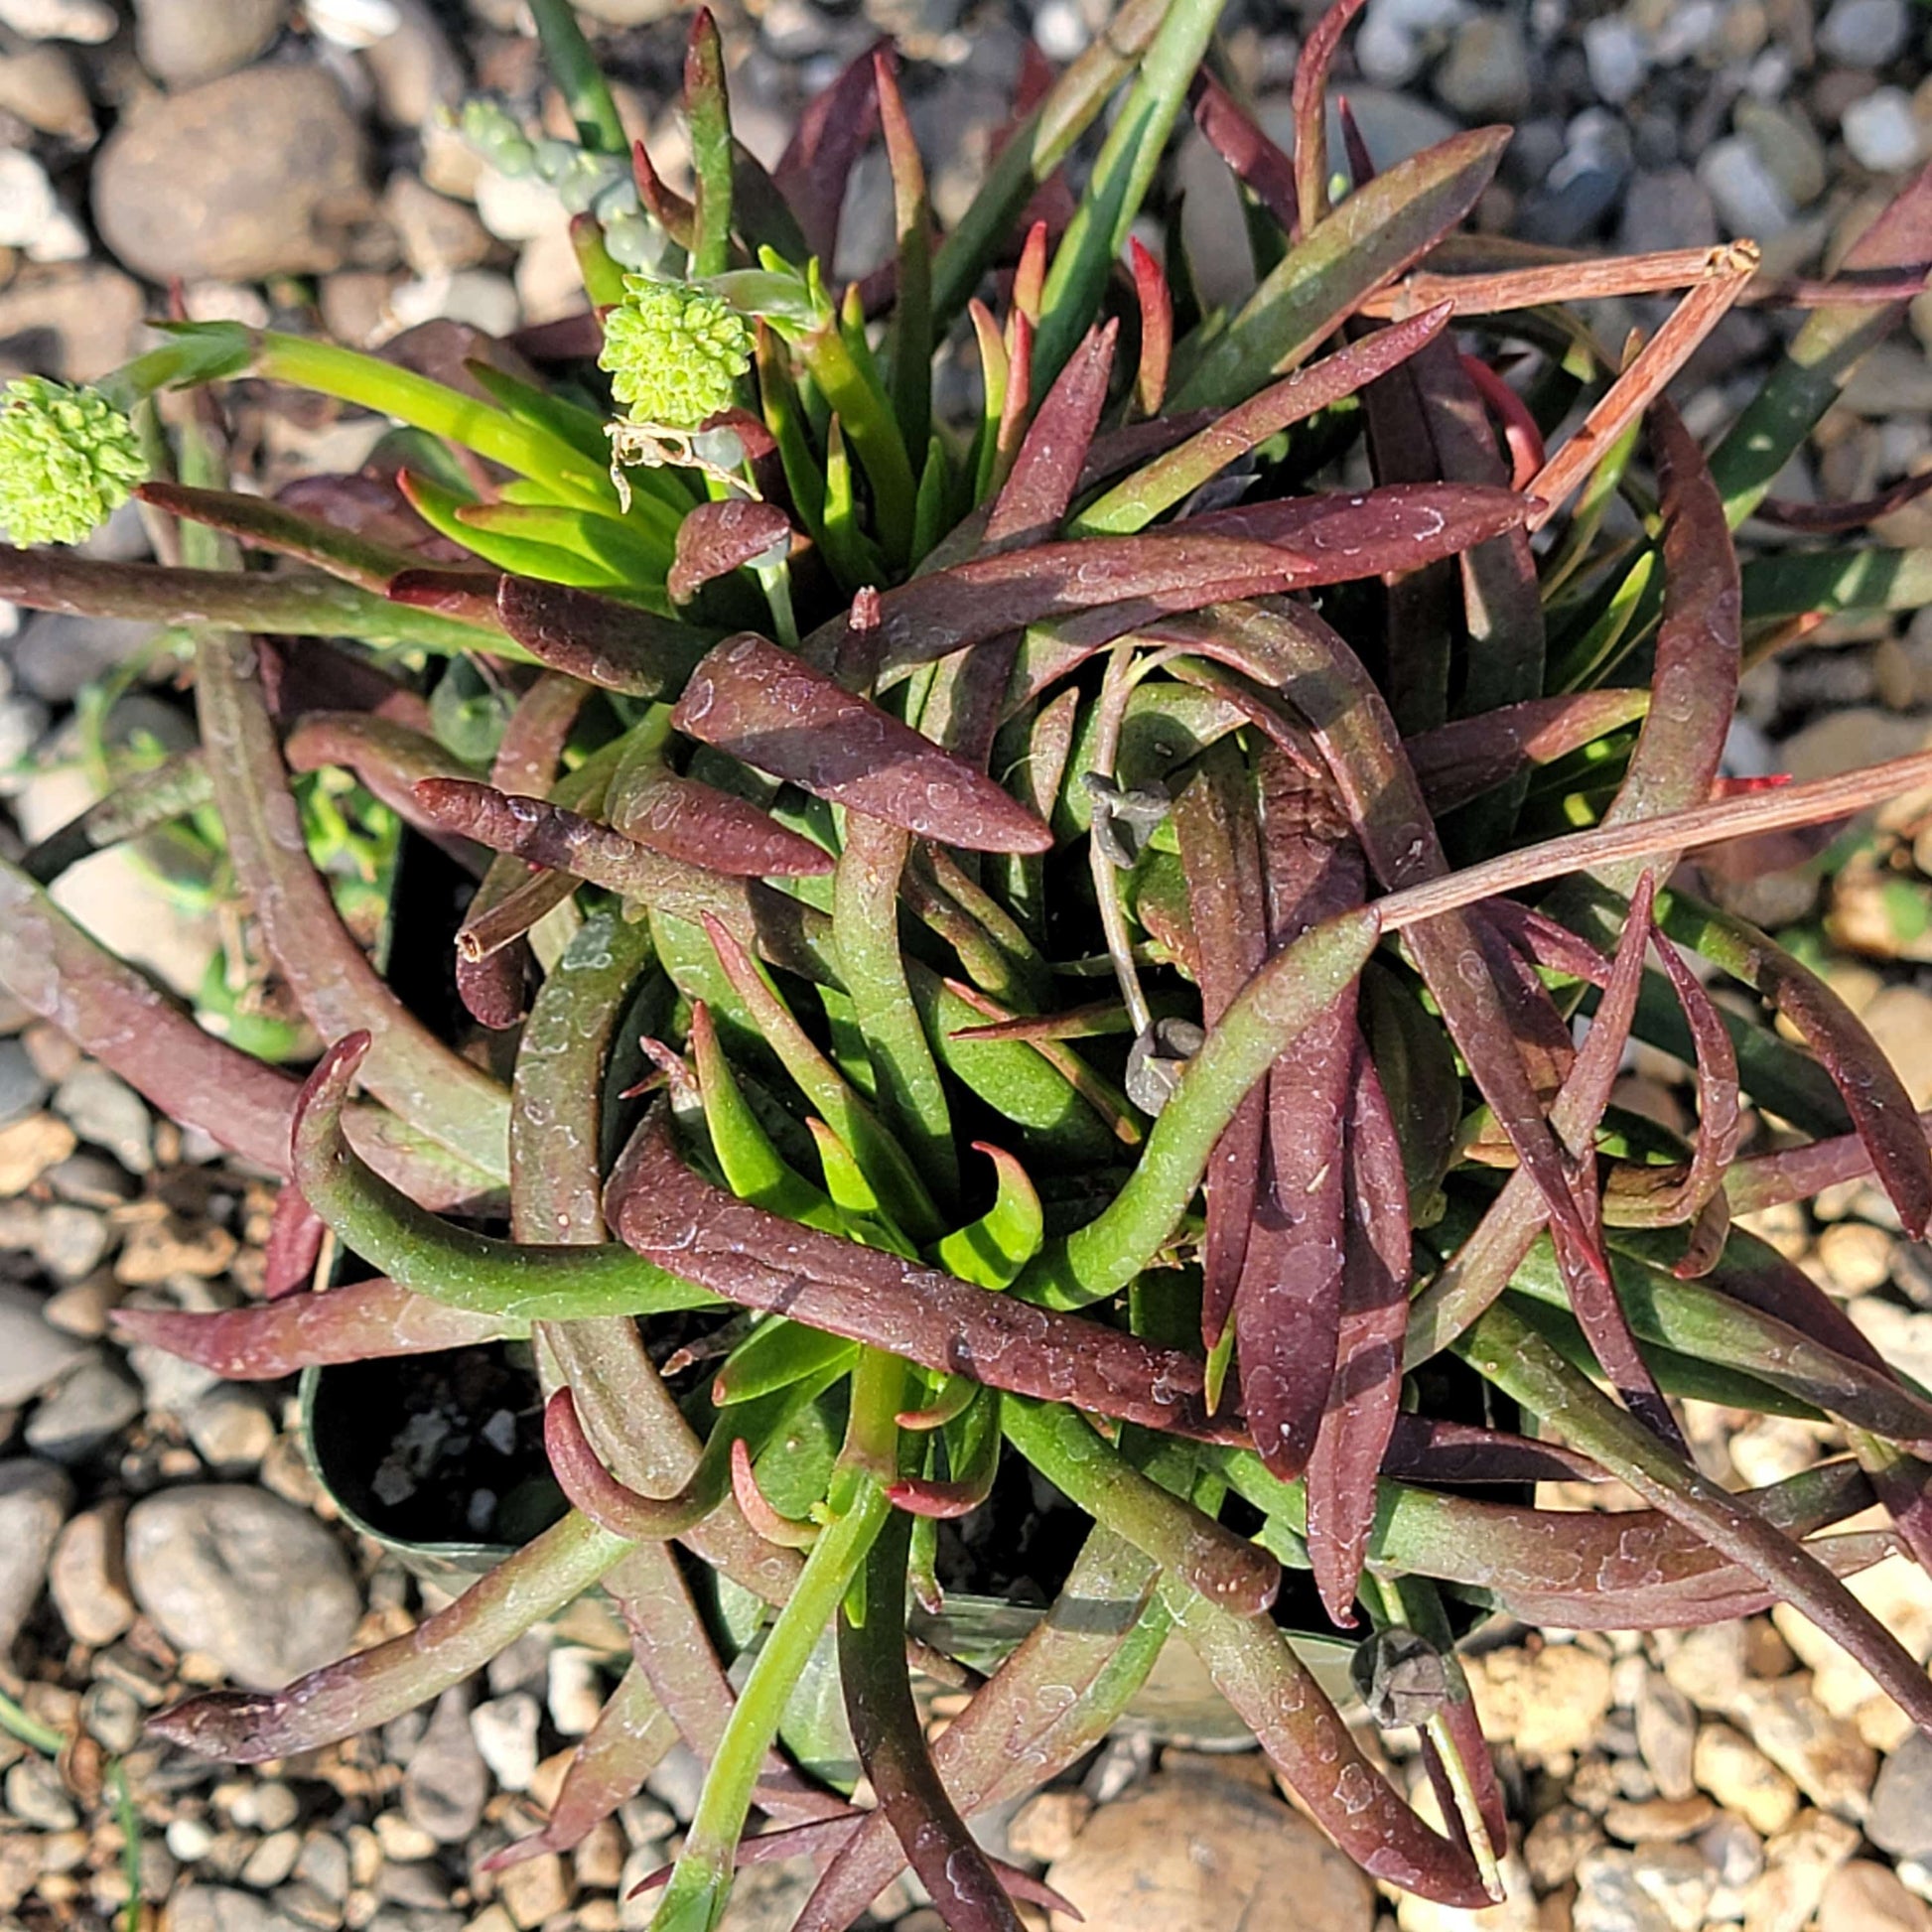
[92,65,378,284]
[125,1485,361,1691]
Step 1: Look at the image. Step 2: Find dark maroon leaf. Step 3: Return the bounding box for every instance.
[278,472,472,560]
[542,1390,714,1540]
[263,1184,326,1299]
[496,575,716,698]
[632,137,697,251]
[840,1513,1029,1932]
[666,499,795,605]
[257,636,432,732]
[1382,1417,1609,1485]
[1592,402,1741,891]
[1555,876,1685,1449]
[606,1107,1234,1440]
[1191,72,1298,235]
[671,633,1053,854]
[1759,470,1932,531]
[110,1280,513,1379]
[386,567,504,629]
[611,772,834,878]
[1307,1049,1410,1622]
[1173,746,1269,1349]
[832,483,1532,676]
[982,320,1118,554]
[1154,603,1603,1284]
[1651,920,1742,1246]
[774,38,885,262]
[1236,749,1364,1483]
[1404,690,1649,815]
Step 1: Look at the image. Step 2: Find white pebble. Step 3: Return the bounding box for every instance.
[1032,0,1088,60]
[1699,133,1795,236]
[1844,85,1924,171]
[1583,15,1650,102]
[307,0,400,48]
[0,0,115,41]
[0,149,57,250]
[1818,0,1909,65]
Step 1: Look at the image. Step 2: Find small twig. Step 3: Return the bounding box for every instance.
[1526,242,1759,527]
[1377,747,1932,932]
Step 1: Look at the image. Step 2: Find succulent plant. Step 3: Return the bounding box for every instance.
[9,0,1932,1926]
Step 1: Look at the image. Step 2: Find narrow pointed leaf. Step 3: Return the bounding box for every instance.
[672,634,1052,854]
[774,39,884,263]
[496,575,716,697]
[982,320,1117,553]
[608,1107,1234,1439]
[1172,127,1510,412]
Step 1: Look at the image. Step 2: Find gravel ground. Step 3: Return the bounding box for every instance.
[4,2,1932,1931]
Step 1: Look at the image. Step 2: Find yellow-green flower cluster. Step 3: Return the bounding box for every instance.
[0,377,147,547]
[599,278,751,430]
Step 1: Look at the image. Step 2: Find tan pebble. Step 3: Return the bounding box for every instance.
[49,1501,134,1648]
[1008,1789,1094,1863]
[1047,1771,1376,1932]
[495,1854,571,1930]
[1695,1725,1801,1836]
[571,1820,624,1893]
[1466,1645,1615,1766]
[1747,1812,1861,1932]
[1525,1805,1603,1888]
[1602,1796,1718,1844]
[1727,1680,1876,1814]
[1820,1860,1932,1932]
[1815,1221,1896,1294]
[0,1115,73,1195]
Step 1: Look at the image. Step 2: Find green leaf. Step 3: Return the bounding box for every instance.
[933,1143,1043,1289]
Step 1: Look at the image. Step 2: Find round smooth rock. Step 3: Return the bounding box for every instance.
[133,0,285,86]
[92,65,377,284]
[1044,1771,1375,1932]
[0,1459,71,1656]
[124,1485,360,1692]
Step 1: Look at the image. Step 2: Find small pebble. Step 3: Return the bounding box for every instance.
[1583,16,1649,102]
[402,1690,488,1845]
[124,1485,360,1692]
[0,1458,70,1654]
[1695,1723,1802,1834]
[1843,87,1924,172]
[49,1501,135,1646]
[471,1693,541,1793]
[1869,1731,1932,1860]
[547,1647,605,1736]
[52,1064,152,1175]
[0,1041,49,1132]
[1817,0,1909,65]
[1821,1861,1932,1932]
[4,1754,76,1831]
[24,1354,143,1461]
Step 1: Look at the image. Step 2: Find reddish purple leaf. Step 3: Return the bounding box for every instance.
[774,38,885,262]
[263,1184,326,1299]
[982,320,1117,554]
[1382,1416,1609,1485]
[631,138,697,251]
[1592,401,1741,890]
[611,772,833,878]
[1759,470,1932,531]
[257,636,432,733]
[110,1280,512,1379]
[1191,72,1299,235]
[1173,748,1269,1348]
[833,483,1531,676]
[386,567,505,630]
[494,673,592,797]
[496,575,715,698]
[1405,690,1650,815]
[1307,1050,1411,1622]
[1235,749,1365,1483]
[666,499,795,605]
[671,633,1053,854]
[606,1107,1234,1440]
[1651,920,1742,1247]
